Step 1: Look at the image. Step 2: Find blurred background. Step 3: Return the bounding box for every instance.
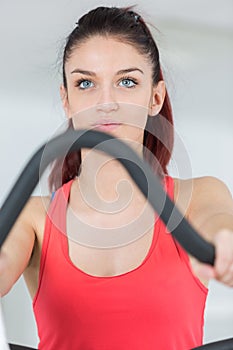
[0,0,232,347]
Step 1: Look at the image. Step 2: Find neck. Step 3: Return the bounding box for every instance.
[77,146,146,212]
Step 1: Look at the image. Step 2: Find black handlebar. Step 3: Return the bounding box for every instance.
[0,129,215,263]
[1,129,232,350]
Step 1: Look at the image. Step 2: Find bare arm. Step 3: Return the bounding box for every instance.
[0,198,36,296]
[187,176,233,286]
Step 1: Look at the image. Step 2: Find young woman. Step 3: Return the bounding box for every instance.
[1,6,233,350]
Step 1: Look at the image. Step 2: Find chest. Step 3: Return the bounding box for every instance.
[61,177,191,278]
[35,234,206,350]
[66,205,156,277]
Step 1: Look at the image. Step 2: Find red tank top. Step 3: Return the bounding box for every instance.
[33,176,208,350]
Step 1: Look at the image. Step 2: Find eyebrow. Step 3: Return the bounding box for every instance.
[70,67,144,76]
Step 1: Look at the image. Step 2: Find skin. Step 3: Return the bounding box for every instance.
[1,36,233,301]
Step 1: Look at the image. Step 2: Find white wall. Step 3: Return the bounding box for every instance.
[0,0,233,347]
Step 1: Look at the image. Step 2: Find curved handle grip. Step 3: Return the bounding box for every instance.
[193,337,233,350]
[1,128,232,350]
[0,128,215,264]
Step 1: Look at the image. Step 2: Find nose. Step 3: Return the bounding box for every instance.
[96,102,119,114]
[96,87,119,113]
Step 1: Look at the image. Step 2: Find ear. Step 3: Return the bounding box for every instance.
[149,80,166,116]
[60,84,71,118]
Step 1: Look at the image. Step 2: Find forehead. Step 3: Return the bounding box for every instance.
[65,35,151,73]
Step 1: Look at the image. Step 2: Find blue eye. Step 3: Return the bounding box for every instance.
[76,79,94,89]
[119,78,137,88]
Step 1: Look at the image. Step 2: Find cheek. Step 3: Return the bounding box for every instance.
[67,91,93,116]
[119,102,149,130]
[71,105,97,130]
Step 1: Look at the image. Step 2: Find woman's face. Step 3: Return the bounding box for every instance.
[61,35,165,145]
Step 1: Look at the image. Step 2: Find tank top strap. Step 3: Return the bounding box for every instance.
[34,179,74,307]
[144,175,175,258]
[49,180,73,212]
[49,179,74,237]
[163,175,174,201]
[153,175,175,241]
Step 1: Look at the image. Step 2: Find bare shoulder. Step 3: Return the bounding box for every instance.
[13,195,51,247]
[185,176,232,214]
[3,195,50,241]
[173,175,233,241]
[174,176,232,207]
[189,175,232,196]
[26,195,50,215]
[173,176,233,216]
[26,195,51,240]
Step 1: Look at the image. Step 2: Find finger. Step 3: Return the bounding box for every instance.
[214,230,233,277]
[190,257,216,281]
[216,262,233,286]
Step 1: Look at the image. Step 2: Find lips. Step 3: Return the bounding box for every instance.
[93,119,121,126]
[92,119,121,131]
